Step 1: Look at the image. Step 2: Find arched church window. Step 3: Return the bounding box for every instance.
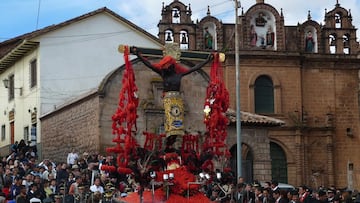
[329,34,336,54]
[179,30,189,50]
[165,29,174,43]
[270,142,288,183]
[172,7,180,24]
[335,13,341,28]
[343,34,350,54]
[254,75,274,114]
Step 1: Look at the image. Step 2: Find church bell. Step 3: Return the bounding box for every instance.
[166,33,173,42]
[173,10,180,18]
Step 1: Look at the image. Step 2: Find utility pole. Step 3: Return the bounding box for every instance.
[234,0,242,180]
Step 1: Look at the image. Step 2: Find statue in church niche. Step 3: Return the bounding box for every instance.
[204,27,213,49]
[181,33,187,44]
[250,25,258,46]
[266,25,275,47]
[255,12,267,27]
[305,31,315,52]
[260,35,265,48]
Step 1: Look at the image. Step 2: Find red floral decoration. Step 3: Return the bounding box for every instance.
[143,132,166,151]
[104,46,139,174]
[203,53,231,160]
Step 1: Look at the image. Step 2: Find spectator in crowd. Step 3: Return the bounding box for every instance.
[17,140,27,156]
[0,163,5,187]
[10,141,18,154]
[271,180,279,191]
[273,189,288,203]
[71,164,81,177]
[341,189,353,203]
[56,163,68,186]
[22,173,34,193]
[0,185,6,202]
[67,149,79,167]
[65,172,75,193]
[299,185,312,203]
[27,183,38,200]
[90,177,104,194]
[255,186,264,203]
[15,185,28,203]
[328,189,335,203]
[68,176,82,196]
[10,176,22,200]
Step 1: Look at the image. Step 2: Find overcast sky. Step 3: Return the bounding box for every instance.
[0,0,359,42]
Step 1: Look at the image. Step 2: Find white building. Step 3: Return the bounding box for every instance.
[0,7,162,155]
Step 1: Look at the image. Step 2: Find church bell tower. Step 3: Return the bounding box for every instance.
[158,1,196,50]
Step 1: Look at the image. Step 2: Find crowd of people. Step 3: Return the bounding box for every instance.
[1,139,360,203]
[204,178,360,203]
[0,140,134,203]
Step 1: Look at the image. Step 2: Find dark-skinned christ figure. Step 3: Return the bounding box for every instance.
[119,43,216,146]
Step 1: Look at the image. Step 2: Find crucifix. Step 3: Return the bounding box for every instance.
[118,43,224,147]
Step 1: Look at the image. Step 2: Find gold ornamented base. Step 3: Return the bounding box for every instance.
[163,91,184,137]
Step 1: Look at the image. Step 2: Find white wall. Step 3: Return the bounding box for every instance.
[0,11,162,150]
[37,13,162,114]
[0,49,40,149]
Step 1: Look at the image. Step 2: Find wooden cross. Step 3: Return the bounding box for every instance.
[118,43,225,62]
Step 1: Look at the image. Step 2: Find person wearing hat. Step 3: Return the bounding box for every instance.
[54,194,63,203]
[58,185,66,196]
[71,165,81,177]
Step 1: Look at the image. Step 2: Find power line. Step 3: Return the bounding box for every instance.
[36,0,42,30]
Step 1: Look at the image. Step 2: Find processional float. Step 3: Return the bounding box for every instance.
[101,43,232,202]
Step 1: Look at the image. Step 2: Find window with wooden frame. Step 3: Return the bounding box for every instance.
[30,59,37,88]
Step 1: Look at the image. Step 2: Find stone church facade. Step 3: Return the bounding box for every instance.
[41,0,360,189]
[156,0,360,189]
